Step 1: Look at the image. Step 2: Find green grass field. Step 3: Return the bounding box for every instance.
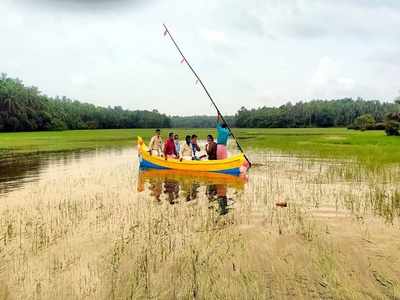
[0,128,399,166]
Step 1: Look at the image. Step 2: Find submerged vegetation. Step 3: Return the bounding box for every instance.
[0,148,399,299]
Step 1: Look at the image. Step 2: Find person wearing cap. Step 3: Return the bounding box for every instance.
[148,129,163,156]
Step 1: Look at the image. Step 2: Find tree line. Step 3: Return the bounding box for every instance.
[170,115,236,128]
[1,74,399,133]
[235,99,399,128]
[0,74,170,131]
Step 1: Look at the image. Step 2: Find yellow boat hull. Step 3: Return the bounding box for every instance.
[137,137,245,175]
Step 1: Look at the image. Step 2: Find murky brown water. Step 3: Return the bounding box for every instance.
[0,146,399,299]
[0,150,95,195]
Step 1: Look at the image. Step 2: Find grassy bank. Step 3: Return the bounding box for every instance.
[0,128,399,165]
[237,128,400,166]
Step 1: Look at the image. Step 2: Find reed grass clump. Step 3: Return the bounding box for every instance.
[0,149,399,299]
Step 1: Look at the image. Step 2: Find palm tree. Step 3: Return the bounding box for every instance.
[394,90,400,105]
[1,82,22,114]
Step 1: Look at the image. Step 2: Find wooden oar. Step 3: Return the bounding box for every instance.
[162,23,252,168]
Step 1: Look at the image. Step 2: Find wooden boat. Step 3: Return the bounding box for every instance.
[137,137,246,175]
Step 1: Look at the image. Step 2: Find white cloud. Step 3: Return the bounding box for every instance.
[201,30,227,43]
[310,57,340,87]
[1,0,400,114]
[307,57,358,99]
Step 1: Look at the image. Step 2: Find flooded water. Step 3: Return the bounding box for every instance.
[0,146,399,299]
[1,146,399,223]
[0,148,245,207]
[0,150,95,195]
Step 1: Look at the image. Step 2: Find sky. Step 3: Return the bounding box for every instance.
[1,0,400,115]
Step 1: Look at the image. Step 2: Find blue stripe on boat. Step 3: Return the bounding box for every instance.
[214,168,241,175]
[140,159,169,170]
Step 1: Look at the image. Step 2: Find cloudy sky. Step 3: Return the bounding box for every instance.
[1,0,399,115]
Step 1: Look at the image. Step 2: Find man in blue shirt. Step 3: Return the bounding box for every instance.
[216,114,230,159]
[191,134,201,160]
[174,134,181,158]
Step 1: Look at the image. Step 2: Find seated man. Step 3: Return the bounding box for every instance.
[174,134,181,159]
[180,135,193,160]
[205,134,217,160]
[164,132,178,159]
[191,134,201,160]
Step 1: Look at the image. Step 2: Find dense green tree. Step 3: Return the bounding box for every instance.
[235,99,398,128]
[0,75,170,132]
[385,112,400,136]
[2,74,400,132]
[394,92,400,105]
[353,114,376,131]
[171,115,236,128]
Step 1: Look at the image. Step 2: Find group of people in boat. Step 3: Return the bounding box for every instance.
[148,114,230,161]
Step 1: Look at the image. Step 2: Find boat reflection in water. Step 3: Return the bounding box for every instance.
[137,169,247,214]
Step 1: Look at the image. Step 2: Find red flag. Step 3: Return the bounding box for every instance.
[180,58,186,64]
[163,29,167,36]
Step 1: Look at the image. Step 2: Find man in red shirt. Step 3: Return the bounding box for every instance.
[164,132,178,159]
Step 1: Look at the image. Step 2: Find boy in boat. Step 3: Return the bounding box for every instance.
[174,134,181,158]
[148,129,163,156]
[216,114,230,159]
[205,134,217,160]
[180,135,192,160]
[191,134,201,160]
[164,132,178,159]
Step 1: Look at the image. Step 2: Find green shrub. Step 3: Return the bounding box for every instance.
[385,112,400,136]
[349,114,377,131]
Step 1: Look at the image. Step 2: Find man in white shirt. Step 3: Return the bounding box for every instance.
[148,129,163,156]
